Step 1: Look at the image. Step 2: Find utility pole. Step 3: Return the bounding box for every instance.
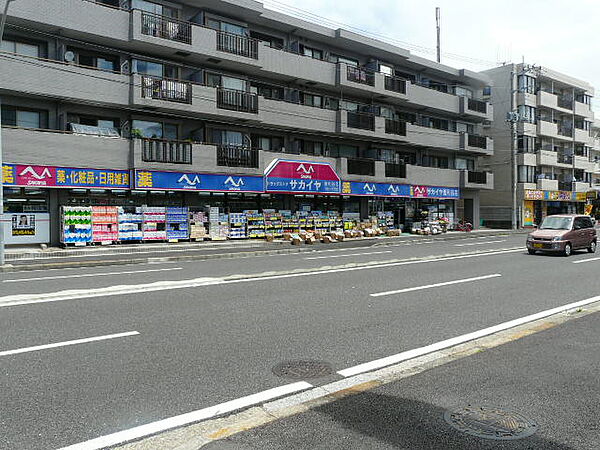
[0,0,18,266]
[509,67,518,230]
[435,7,441,63]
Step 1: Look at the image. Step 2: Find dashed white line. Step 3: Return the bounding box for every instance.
[370,274,502,297]
[0,331,140,357]
[58,381,312,450]
[454,240,507,247]
[304,251,393,260]
[2,267,182,283]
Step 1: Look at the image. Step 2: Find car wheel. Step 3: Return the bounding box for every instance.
[527,249,536,255]
[588,241,597,254]
[564,243,572,257]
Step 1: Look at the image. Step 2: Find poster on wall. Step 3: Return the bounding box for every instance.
[523,201,535,227]
[11,214,36,236]
[2,213,50,244]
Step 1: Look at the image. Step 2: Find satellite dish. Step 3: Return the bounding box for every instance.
[64,51,75,63]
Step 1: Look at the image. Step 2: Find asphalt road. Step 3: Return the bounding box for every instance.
[0,233,599,449]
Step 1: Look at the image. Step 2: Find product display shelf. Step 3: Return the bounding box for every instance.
[166,207,190,241]
[92,206,119,244]
[190,211,209,241]
[377,211,395,229]
[141,206,167,241]
[118,208,143,242]
[61,206,93,246]
[246,211,265,239]
[229,213,247,239]
[264,212,283,238]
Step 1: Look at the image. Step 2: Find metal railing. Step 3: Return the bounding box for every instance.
[467,171,488,184]
[385,162,406,178]
[141,11,192,44]
[347,158,375,176]
[384,119,407,136]
[141,138,192,164]
[216,31,258,59]
[216,145,259,168]
[467,98,487,114]
[216,88,259,113]
[346,66,375,86]
[384,76,406,94]
[141,76,192,104]
[467,134,488,149]
[347,111,375,131]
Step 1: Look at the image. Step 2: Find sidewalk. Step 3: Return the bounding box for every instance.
[1,228,526,271]
[205,310,600,450]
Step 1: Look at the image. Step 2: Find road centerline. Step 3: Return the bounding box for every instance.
[0,331,140,357]
[453,239,507,247]
[2,267,183,283]
[304,250,393,260]
[572,257,600,264]
[370,274,502,297]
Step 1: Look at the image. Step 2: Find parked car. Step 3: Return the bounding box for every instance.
[526,214,597,256]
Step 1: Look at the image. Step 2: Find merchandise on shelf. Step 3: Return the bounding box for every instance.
[229,213,247,239]
[190,211,209,240]
[61,206,93,245]
[166,207,189,240]
[141,206,167,241]
[264,211,283,238]
[245,210,265,238]
[118,208,143,241]
[92,206,119,243]
[377,211,395,229]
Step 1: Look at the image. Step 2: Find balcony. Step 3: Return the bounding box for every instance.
[405,124,460,151]
[537,178,559,191]
[558,127,573,138]
[537,119,564,140]
[216,89,259,114]
[216,31,259,59]
[140,11,191,44]
[574,101,593,118]
[557,153,573,165]
[557,96,573,110]
[140,138,192,164]
[574,127,591,143]
[384,162,407,179]
[384,76,406,94]
[384,119,407,136]
[346,66,375,86]
[216,145,259,168]
[140,76,192,104]
[347,158,376,176]
[461,170,494,189]
[459,96,493,121]
[346,112,375,131]
[460,133,493,155]
[574,155,594,171]
[558,181,573,191]
[574,181,591,192]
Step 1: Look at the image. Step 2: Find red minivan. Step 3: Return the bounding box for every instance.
[526,214,597,256]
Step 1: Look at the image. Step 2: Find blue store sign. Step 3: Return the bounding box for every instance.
[342,181,411,197]
[134,170,264,193]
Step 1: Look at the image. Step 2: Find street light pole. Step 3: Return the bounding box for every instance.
[0,0,17,266]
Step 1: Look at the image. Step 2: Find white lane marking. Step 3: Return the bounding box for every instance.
[0,331,139,357]
[58,381,312,450]
[304,251,393,260]
[370,274,502,297]
[573,257,600,264]
[454,240,507,247]
[0,248,523,309]
[338,294,600,377]
[2,268,182,283]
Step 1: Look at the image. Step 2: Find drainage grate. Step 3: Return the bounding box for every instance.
[272,360,334,380]
[444,406,537,440]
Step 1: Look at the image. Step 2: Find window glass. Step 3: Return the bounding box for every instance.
[379,64,393,76]
[206,19,221,31]
[221,22,247,36]
[335,55,358,67]
[97,119,118,128]
[163,124,178,140]
[16,110,41,128]
[455,86,473,98]
[133,60,163,77]
[15,42,39,58]
[132,120,163,138]
[213,130,244,146]
[221,76,247,91]
[97,57,116,72]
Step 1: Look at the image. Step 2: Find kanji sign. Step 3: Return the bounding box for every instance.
[133,170,264,193]
[264,159,341,194]
[1,164,130,189]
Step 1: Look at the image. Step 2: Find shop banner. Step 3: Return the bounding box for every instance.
[524,190,544,201]
[2,212,50,244]
[264,159,341,194]
[2,164,130,189]
[411,185,460,199]
[523,200,535,227]
[134,170,264,193]
[342,181,411,197]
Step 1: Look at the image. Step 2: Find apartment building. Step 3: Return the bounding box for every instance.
[0,0,494,245]
[480,63,596,228]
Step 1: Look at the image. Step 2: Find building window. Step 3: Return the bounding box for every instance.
[455,86,473,98]
[250,83,284,100]
[1,106,48,129]
[301,45,323,60]
[132,59,178,79]
[379,63,394,76]
[206,73,247,91]
[132,120,178,139]
[518,165,536,183]
[517,135,536,153]
[517,74,536,94]
[300,93,323,108]
[517,105,536,123]
[132,0,177,18]
[0,38,41,58]
[422,155,449,169]
[421,116,450,131]
[253,135,283,152]
[250,31,283,49]
[455,158,475,171]
[330,54,358,67]
[296,140,324,156]
[206,18,248,36]
[211,129,245,146]
[69,48,119,72]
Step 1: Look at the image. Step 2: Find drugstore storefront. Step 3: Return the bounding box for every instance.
[522,189,587,227]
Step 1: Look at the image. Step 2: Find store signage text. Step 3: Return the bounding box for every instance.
[411,185,460,199]
[524,189,587,202]
[134,170,264,193]
[264,159,341,194]
[342,181,411,197]
[1,164,130,189]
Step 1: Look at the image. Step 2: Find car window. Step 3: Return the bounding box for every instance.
[540,216,572,230]
[580,217,594,229]
[573,218,587,229]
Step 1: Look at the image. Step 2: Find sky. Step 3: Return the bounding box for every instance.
[262,0,599,112]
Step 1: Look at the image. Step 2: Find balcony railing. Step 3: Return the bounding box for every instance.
[558,181,573,191]
[141,138,192,164]
[216,31,258,59]
[141,11,192,44]
[557,96,573,110]
[216,88,259,114]
[141,76,192,104]
[558,128,573,137]
[467,171,488,184]
[347,158,375,176]
[384,119,407,136]
[384,76,406,94]
[385,162,406,178]
[216,145,258,168]
[346,66,375,86]
[467,98,487,114]
[467,134,488,149]
[347,112,375,131]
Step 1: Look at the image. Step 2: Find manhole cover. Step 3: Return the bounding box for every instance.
[272,360,334,380]
[444,406,537,440]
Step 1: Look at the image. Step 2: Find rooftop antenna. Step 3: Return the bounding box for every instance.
[436,7,441,63]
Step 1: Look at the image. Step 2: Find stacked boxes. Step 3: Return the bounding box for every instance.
[61,206,93,245]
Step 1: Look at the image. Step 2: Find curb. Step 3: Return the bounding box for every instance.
[0,230,527,272]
